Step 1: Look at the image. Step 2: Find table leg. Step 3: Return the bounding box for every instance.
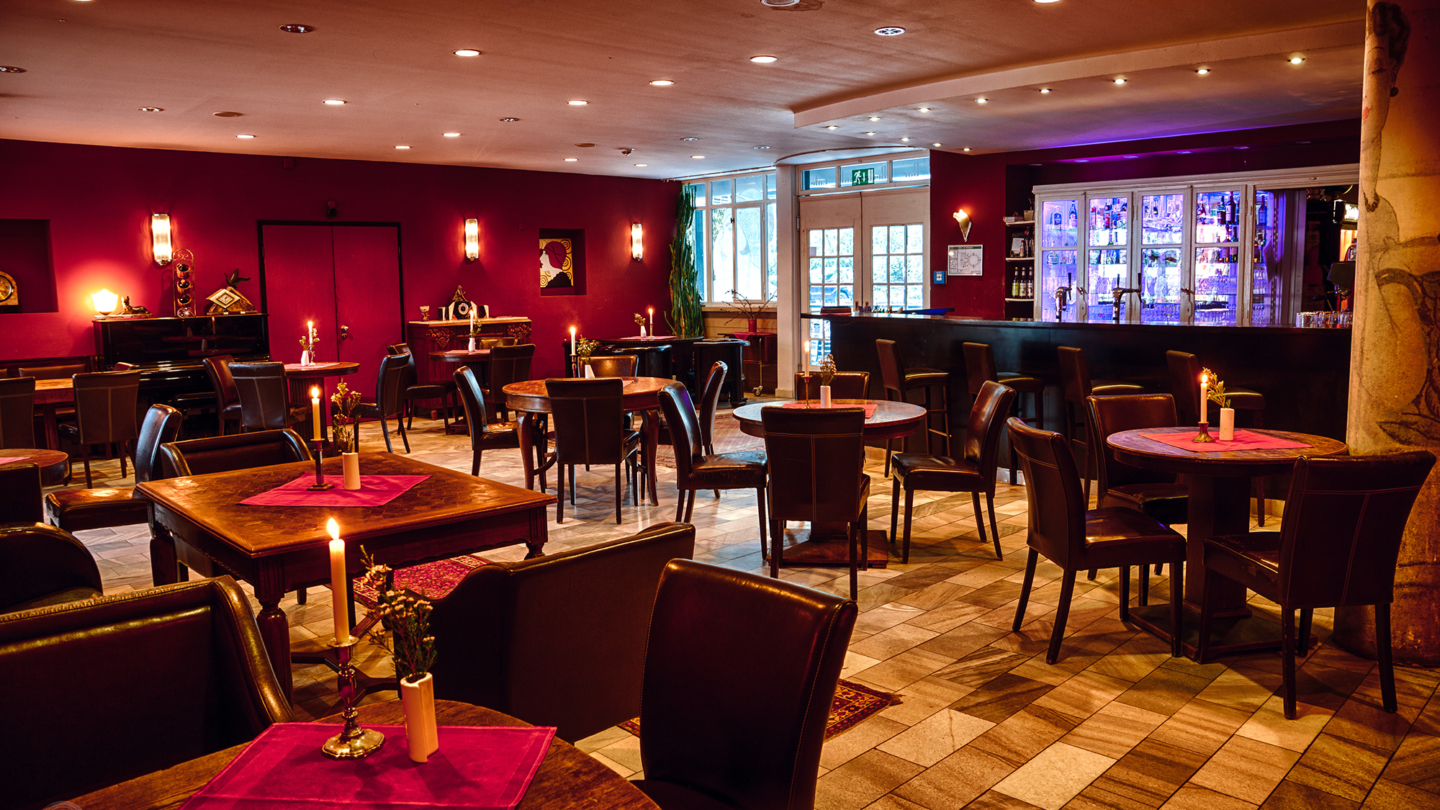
[1184,475,1252,617]
[641,409,660,506]
[254,564,294,701]
[149,521,180,586]
[524,507,548,559]
[518,410,538,490]
[42,403,60,451]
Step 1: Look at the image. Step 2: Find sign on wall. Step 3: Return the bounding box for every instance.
[947,244,984,276]
[851,168,877,187]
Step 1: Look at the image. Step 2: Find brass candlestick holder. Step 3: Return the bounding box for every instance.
[1192,422,1216,443]
[802,371,811,408]
[308,439,334,490]
[322,636,385,759]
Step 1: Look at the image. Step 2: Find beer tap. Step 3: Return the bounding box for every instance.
[1054,273,1076,321]
[1111,287,1142,322]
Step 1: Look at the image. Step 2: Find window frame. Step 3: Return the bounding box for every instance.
[683,170,778,305]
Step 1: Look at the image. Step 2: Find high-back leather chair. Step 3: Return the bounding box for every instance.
[0,376,37,449]
[632,559,857,810]
[1166,349,1271,523]
[487,343,535,424]
[586,354,638,378]
[388,342,456,431]
[698,361,727,457]
[17,363,86,380]
[963,341,1045,483]
[429,523,695,743]
[793,370,870,400]
[0,463,42,525]
[658,384,767,550]
[546,378,641,524]
[60,370,142,488]
[876,338,951,475]
[1056,346,1143,502]
[891,381,1017,562]
[0,577,292,808]
[203,354,243,435]
[1198,451,1435,719]
[353,352,411,454]
[46,404,183,532]
[229,361,307,435]
[1086,394,1188,526]
[0,521,103,613]
[762,406,869,597]
[160,428,312,478]
[454,366,518,476]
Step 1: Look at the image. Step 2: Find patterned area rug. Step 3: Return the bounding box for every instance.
[352,554,490,606]
[618,679,900,740]
[655,413,765,468]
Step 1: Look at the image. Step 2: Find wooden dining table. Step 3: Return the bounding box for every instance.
[0,447,69,485]
[69,699,659,810]
[283,361,360,441]
[33,377,74,451]
[1107,426,1347,657]
[138,453,554,700]
[431,348,491,434]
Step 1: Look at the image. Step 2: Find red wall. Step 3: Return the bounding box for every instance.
[930,120,1361,319]
[0,139,678,377]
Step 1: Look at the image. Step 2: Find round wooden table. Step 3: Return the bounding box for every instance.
[69,699,658,810]
[1107,426,1346,657]
[431,350,493,434]
[732,399,928,441]
[504,377,675,506]
[33,378,74,451]
[283,362,360,440]
[0,447,70,486]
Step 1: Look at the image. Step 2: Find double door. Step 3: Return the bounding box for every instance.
[259,223,404,399]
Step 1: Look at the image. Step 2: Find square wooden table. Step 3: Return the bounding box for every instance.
[138,453,555,700]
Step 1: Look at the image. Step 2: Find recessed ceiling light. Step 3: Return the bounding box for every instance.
[1195,68,1211,75]
[1176,150,1192,154]
[322,99,346,105]
[1039,88,1052,94]
[567,99,588,106]
[918,107,931,112]
[1234,145,1249,150]
[868,116,881,121]
[1075,158,1090,163]
[499,117,519,122]
[395,145,410,150]
[0,66,28,73]
[236,134,256,139]
[1289,56,1306,65]
[1123,155,1138,159]
[564,157,578,162]
[976,97,988,104]
[960,146,970,151]
[691,155,705,159]
[1035,0,1062,3]
[453,49,481,57]
[1296,140,1311,145]
[634,163,648,167]
[874,27,906,36]
[575,143,595,148]
[753,145,771,149]
[649,79,675,86]
[750,55,778,63]
[824,125,838,130]
[864,131,876,136]
[900,137,911,142]
[278,24,315,33]
[1030,163,1042,166]
[443,132,461,137]
[213,111,243,117]
[139,106,163,112]
[681,137,699,141]
[1113,77,1127,85]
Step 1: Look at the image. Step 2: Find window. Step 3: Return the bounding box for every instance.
[688,172,778,303]
[800,155,929,194]
[871,224,924,310]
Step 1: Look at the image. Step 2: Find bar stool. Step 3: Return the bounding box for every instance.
[876,339,952,476]
[963,342,1045,484]
[1166,350,1269,524]
[1056,346,1143,503]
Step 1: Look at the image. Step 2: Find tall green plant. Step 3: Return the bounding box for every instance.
[667,185,704,338]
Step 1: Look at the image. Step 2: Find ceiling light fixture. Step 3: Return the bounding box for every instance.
[1289,55,1306,64]
[279,24,315,33]
[918,107,931,112]
[824,125,838,130]
[443,132,461,137]
[761,0,800,6]
[1234,145,1250,150]
[681,137,699,141]
[1075,158,1090,163]
[564,157,578,162]
[213,111,243,117]
[864,131,875,136]
[395,145,410,150]
[691,155,705,159]
[1039,88,1052,94]
[1123,155,1138,159]
[650,79,675,86]
[236,134,256,139]
[453,48,481,57]
[634,163,648,167]
[1034,0,1062,4]
[1114,77,1127,85]
[749,55,778,63]
[976,97,988,104]
[961,147,970,151]
[139,106,163,112]
[1176,150,1193,154]
[900,137,911,142]
[499,117,519,122]
[753,145,771,149]
[322,99,346,105]
[869,116,881,121]
[874,27,906,36]
[1195,68,1211,75]
[0,66,28,73]
[567,99,588,106]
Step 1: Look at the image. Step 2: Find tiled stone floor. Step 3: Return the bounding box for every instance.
[63,412,1440,809]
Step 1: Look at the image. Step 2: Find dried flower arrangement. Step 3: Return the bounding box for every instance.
[358,548,437,683]
[330,381,361,453]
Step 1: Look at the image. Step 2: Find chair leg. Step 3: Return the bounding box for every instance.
[684,490,696,522]
[1281,606,1297,719]
[890,478,901,547]
[1298,608,1314,656]
[1035,389,1045,433]
[82,446,93,489]
[1047,569,1077,665]
[1376,602,1397,713]
[1169,557,1183,657]
[570,466,576,505]
[1196,567,1217,664]
[614,463,623,524]
[986,492,1002,560]
[848,522,859,600]
[675,487,687,521]
[1139,563,1150,607]
[119,443,128,479]
[1119,566,1131,623]
[755,486,768,560]
[1087,568,1097,581]
[556,465,566,523]
[379,414,394,454]
[884,439,895,477]
[971,492,987,554]
[297,587,307,605]
[406,400,414,430]
[1256,479,1267,527]
[396,413,410,453]
[899,488,914,565]
[769,516,782,579]
[471,449,480,477]
[1013,548,1039,631]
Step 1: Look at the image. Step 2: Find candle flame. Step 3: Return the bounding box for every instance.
[326,518,340,542]
[310,386,320,399]
[1200,372,1207,385]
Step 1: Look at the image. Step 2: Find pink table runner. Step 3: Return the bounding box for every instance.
[0,457,29,467]
[1139,429,1311,453]
[181,722,556,810]
[240,475,430,507]
[781,401,878,418]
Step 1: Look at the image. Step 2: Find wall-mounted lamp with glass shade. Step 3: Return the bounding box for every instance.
[92,289,119,318]
[464,218,479,262]
[630,223,643,261]
[151,213,173,266]
[952,209,973,242]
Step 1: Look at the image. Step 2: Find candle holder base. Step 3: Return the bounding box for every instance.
[1192,422,1216,443]
[322,636,385,760]
[309,439,334,489]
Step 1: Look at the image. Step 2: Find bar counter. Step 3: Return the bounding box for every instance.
[811,313,1351,441]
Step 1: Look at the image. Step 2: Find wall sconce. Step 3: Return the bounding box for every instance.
[151,214,173,266]
[92,289,119,318]
[464,218,479,262]
[952,209,973,242]
[630,223,644,261]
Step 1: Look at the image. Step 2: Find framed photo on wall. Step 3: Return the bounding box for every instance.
[947,244,984,276]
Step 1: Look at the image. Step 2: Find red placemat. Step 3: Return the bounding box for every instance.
[240,475,430,507]
[780,401,878,418]
[181,722,555,810]
[1139,429,1311,453]
[0,457,28,467]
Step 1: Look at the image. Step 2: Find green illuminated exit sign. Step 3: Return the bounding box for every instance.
[851,168,876,186]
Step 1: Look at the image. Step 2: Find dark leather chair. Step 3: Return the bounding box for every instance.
[698,361,727,458]
[692,339,747,407]
[454,366,519,476]
[658,384,767,552]
[488,343,535,424]
[891,381,1017,562]
[203,354,243,435]
[546,378,642,524]
[632,559,857,810]
[963,341,1045,483]
[353,352,411,454]
[159,427,312,478]
[0,376,37,448]
[60,370,142,487]
[0,577,292,808]
[45,404,183,532]
[229,361,308,434]
[389,342,456,430]
[1007,417,1186,664]
[1198,451,1436,719]
[876,338,951,475]
[1166,350,1269,523]
[587,354,638,378]
[0,521,103,613]
[762,406,869,598]
[429,523,696,743]
[1057,346,1143,502]
[0,463,43,525]
[793,370,870,400]
[18,363,87,380]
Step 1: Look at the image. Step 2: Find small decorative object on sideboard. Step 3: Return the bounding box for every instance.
[119,296,151,316]
[0,270,19,312]
[725,289,774,334]
[419,305,430,321]
[204,268,256,315]
[575,334,599,377]
[634,312,647,337]
[171,248,195,317]
[360,547,440,764]
[332,381,362,489]
[299,321,318,367]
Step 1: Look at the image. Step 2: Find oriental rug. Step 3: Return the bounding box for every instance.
[617,679,900,741]
[654,413,765,469]
[353,553,490,606]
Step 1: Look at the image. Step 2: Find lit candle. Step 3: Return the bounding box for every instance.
[311,386,322,441]
[569,325,577,373]
[470,307,477,329]
[327,518,350,644]
[648,307,654,332]
[1199,372,1208,425]
[803,340,810,374]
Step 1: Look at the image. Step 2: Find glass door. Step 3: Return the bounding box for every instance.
[1193,188,1243,326]
[1085,195,1132,323]
[1250,189,1283,327]
[804,226,854,364]
[1139,192,1186,324]
[1038,198,1080,323]
[871,223,925,311]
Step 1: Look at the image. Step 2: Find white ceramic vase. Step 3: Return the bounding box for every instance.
[1219,408,1236,441]
[300,350,311,366]
[640,324,647,337]
[342,452,361,490]
[400,672,439,763]
[819,385,832,408]
[583,363,595,378]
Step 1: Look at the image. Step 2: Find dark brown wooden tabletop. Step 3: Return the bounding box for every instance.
[281,361,360,379]
[1108,426,1347,478]
[731,399,928,442]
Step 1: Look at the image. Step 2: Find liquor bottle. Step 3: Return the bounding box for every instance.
[1011,273,1020,298]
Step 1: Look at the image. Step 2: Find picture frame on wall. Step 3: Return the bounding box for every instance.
[947,244,984,276]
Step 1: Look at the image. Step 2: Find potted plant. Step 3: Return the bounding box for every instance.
[725,289,775,334]
[575,335,599,377]
[633,312,648,337]
[331,382,362,489]
[359,549,439,763]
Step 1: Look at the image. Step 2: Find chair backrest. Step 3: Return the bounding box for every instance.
[0,376,36,449]
[546,378,628,465]
[454,366,495,444]
[202,354,239,410]
[1276,451,1436,607]
[1057,346,1092,404]
[964,381,1018,477]
[587,354,638,378]
[793,371,870,400]
[229,361,291,432]
[962,342,998,396]
[17,363,86,380]
[875,339,904,395]
[657,384,703,484]
[0,577,291,808]
[134,404,184,484]
[639,559,857,810]
[699,361,727,446]
[1007,417,1087,569]
[375,352,410,416]
[1166,350,1203,424]
[0,463,42,525]
[72,370,142,445]
[160,428,312,478]
[1086,394,1180,492]
[387,342,419,387]
[430,523,696,744]
[761,406,867,524]
[0,521,101,613]
[489,344,536,403]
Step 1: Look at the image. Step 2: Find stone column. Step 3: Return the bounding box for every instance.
[1335,0,1440,666]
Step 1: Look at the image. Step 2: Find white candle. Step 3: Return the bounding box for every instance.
[310,386,321,441]
[327,519,350,644]
[1199,373,1208,425]
[569,326,577,373]
[803,340,810,373]
[470,307,477,329]
[648,307,653,331]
